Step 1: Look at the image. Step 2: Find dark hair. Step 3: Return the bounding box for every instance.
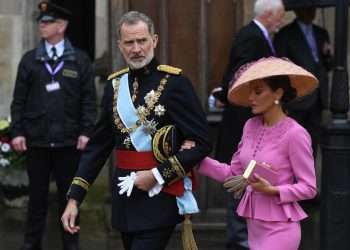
[264,75,297,112]
[117,11,155,40]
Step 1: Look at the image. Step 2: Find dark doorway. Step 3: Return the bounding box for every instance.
[51,0,95,60]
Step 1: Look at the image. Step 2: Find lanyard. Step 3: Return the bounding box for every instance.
[44,61,64,80]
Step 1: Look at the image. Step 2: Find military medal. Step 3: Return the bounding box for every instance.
[154,104,166,116]
[131,77,139,102]
[112,74,170,147]
[123,137,132,148]
[143,119,158,135]
[144,90,157,105]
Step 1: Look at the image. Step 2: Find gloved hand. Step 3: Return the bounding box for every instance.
[148,183,163,197]
[117,172,136,197]
[223,175,248,199]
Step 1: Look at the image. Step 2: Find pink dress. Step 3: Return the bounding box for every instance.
[198,116,317,250]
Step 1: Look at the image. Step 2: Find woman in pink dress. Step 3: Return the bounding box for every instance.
[197,57,318,250]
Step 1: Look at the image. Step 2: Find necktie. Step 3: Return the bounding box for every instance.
[304,26,319,62]
[266,35,276,56]
[51,47,58,61]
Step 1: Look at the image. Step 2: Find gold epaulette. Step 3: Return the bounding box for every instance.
[157,65,182,75]
[107,67,129,80]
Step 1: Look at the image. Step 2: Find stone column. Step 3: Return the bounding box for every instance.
[109,0,129,72]
[0,0,39,117]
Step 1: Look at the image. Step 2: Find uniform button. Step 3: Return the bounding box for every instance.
[50,143,55,147]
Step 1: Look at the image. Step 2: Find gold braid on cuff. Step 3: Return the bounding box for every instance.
[169,156,186,178]
[72,177,90,191]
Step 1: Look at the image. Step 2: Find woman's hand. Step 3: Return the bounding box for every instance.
[134,170,157,191]
[249,174,279,195]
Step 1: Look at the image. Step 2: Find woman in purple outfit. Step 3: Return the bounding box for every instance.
[198,57,318,250]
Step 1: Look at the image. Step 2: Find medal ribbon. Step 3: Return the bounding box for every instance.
[117,74,152,152]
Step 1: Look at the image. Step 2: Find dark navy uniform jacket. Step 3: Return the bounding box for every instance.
[68,58,211,232]
[10,39,96,147]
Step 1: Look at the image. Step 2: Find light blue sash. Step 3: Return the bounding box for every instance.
[116,73,198,214]
[117,74,152,152]
[176,176,200,215]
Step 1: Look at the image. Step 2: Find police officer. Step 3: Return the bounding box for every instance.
[10,2,96,250]
[61,11,211,250]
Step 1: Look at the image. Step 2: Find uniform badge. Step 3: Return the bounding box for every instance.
[40,2,48,11]
[62,69,78,78]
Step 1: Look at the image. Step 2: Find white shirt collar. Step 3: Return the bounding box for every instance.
[253,19,270,40]
[45,39,65,58]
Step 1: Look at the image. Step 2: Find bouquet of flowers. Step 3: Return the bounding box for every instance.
[0,118,28,207]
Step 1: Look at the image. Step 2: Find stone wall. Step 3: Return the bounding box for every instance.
[0,14,22,117]
[95,0,108,60]
[0,0,39,118]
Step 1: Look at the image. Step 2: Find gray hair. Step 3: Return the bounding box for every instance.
[254,0,284,17]
[117,11,155,39]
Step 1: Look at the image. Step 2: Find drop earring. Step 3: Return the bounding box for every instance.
[274,99,280,105]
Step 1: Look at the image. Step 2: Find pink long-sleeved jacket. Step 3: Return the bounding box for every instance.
[198,116,317,222]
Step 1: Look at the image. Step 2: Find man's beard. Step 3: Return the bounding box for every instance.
[127,50,154,70]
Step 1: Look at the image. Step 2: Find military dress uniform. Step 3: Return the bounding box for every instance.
[11,37,96,250]
[67,58,211,249]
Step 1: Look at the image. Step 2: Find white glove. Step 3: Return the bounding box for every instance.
[117,172,136,197]
[148,183,163,197]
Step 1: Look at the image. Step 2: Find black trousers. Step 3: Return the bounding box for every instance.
[226,194,249,250]
[120,226,175,250]
[23,147,81,250]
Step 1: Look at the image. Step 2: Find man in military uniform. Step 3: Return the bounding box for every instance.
[61,11,211,250]
[10,2,96,250]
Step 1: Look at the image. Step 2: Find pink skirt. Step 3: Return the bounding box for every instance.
[246,218,301,250]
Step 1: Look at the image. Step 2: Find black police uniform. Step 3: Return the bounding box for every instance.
[67,58,211,249]
[10,3,96,250]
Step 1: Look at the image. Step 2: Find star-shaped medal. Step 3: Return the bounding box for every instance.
[154,104,166,116]
[143,119,158,135]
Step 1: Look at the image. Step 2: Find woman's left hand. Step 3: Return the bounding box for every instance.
[249,174,279,195]
[134,170,157,191]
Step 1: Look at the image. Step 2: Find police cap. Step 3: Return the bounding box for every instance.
[37,1,72,22]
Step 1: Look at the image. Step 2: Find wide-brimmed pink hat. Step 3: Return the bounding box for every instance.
[227,57,319,107]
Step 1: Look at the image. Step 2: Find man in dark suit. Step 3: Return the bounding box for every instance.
[274,7,333,156]
[213,0,285,249]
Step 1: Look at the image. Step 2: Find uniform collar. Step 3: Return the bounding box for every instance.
[45,39,65,58]
[35,38,76,62]
[129,57,159,78]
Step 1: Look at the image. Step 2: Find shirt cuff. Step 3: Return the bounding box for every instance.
[152,168,165,185]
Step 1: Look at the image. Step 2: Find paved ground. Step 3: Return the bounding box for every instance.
[1,191,319,250]
[1,162,320,250]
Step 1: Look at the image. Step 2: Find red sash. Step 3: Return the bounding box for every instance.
[115,150,197,196]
